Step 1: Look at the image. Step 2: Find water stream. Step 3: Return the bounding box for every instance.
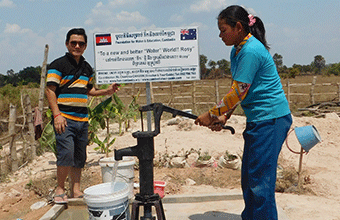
[111,158,119,193]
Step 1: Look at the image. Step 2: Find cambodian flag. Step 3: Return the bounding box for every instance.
[180,29,197,40]
[96,34,112,46]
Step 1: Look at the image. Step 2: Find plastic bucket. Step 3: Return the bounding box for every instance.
[154,181,166,198]
[99,157,135,199]
[294,125,321,152]
[182,109,192,119]
[183,109,192,114]
[84,182,130,220]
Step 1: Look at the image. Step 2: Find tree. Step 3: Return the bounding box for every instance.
[217,59,231,77]
[7,69,15,77]
[328,63,340,76]
[0,74,9,87]
[17,66,41,85]
[292,64,312,74]
[208,60,218,78]
[6,69,19,86]
[273,53,283,72]
[288,67,300,78]
[0,66,41,87]
[199,54,208,79]
[311,55,326,74]
[208,60,217,70]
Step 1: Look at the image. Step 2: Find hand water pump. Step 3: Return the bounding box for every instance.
[114,103,235,220]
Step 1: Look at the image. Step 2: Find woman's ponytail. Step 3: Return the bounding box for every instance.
[249,16,270,50]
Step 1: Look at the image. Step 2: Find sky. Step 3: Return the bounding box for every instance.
[0,0,339,74]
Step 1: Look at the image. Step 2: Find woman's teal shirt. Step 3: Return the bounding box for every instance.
[230,36,290,122]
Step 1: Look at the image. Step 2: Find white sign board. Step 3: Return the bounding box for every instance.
[94,27,199,84]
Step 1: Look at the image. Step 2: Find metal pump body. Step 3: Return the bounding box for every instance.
[114,103,235,220]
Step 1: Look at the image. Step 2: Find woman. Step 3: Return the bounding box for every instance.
[195,5,292,220]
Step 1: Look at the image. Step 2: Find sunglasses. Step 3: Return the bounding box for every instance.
[69,41,86,48]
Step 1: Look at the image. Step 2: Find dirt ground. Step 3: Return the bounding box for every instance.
[1,113,340,220]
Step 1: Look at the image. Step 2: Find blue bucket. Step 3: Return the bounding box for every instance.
[294,125,321,152]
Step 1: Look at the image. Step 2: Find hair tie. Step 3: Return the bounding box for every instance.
[248,14,256,27]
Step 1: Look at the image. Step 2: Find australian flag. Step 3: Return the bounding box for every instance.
[180,28,197,40]
[96,34,112,46]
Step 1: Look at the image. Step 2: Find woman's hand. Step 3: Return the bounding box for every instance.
[208,115,227,132]
[194,111,220,127]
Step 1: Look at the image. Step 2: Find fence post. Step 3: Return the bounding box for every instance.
[131,83,135,96]
[215,80,220,104]
[0,160,6,176]
[24,94,36,160]
[192,81,197,114]
[20,92,29,161]
[169,81,173,107]
[39,44,49,115]
[150,82,154,103]
[287,79,291,104]
[9,104,18,172]
[310,76,317,105]
[337,83,340,102]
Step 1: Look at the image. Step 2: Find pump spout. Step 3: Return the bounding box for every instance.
[114,145,139,161]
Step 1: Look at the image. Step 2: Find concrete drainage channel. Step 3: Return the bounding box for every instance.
[39,192,246,220]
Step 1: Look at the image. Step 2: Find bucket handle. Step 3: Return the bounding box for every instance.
[285,129,308,155]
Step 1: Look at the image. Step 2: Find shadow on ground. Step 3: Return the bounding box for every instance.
[189,211,241,220]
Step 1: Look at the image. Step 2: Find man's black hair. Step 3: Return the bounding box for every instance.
[66,28,87,43]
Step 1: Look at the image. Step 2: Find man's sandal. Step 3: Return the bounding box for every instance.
[54,193,68,204]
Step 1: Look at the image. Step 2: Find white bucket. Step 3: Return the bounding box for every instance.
[182,109,192,119]
[84,182,130,220]
[99,157,135,199]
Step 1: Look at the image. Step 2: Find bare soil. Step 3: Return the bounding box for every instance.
[1,113,340,220]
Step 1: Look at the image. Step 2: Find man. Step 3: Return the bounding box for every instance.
[45,28,119,204]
